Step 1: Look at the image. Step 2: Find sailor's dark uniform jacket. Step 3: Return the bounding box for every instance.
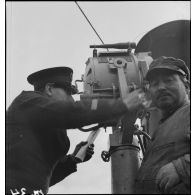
[6,90,128,194]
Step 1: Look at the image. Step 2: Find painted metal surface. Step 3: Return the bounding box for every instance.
[111,145,141,194]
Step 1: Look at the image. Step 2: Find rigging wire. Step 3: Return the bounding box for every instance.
[74,1,105,45]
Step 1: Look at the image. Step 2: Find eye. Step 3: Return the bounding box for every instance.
[164,78,174,83]
[150,80,158,87]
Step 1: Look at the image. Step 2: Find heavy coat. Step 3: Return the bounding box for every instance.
[135,103,190,194]
[6,91,128,194]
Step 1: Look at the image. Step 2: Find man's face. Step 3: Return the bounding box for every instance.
[149,69,187,111]
[48,84,74,102]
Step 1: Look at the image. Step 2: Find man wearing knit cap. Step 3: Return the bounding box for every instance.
[135,56,190,194]
[6,66,145,194]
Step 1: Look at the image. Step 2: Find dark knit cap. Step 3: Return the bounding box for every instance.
[146,56,190,81]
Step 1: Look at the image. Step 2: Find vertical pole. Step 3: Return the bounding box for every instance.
[111,145,140,194]
[110,58,140,194]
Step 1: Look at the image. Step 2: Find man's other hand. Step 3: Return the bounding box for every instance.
[156,162,180,193]
[72,141,94,163]
[83,143,94,162]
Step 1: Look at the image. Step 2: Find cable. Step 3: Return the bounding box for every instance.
[75,1,105,45]
[78,124,102,132]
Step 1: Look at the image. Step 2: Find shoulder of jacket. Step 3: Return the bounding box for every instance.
[13,90,45,104]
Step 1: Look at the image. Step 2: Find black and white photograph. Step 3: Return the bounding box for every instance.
[5,1,191,194]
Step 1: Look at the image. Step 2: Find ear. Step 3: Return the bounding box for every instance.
[44,83,53,96]
[183,77,190,89]
[181,75,190,92]
[184,80,190,96]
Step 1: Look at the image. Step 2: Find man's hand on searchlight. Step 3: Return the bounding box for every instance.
[123,89,149,111]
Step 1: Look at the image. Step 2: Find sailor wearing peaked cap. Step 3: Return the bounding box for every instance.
[6,65,144,194]
[27,66,78,94]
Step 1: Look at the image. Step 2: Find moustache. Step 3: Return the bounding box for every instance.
[156,91,171,100]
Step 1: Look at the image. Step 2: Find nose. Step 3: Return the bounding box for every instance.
[157,81,167,90]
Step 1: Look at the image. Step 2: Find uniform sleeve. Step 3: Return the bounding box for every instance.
[49,155,77,187]
[17,92,128,129]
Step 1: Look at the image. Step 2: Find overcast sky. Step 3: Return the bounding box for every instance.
[5,1,190,194]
